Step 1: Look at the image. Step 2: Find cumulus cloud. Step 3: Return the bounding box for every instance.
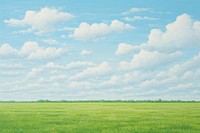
[142,14,200,52]
[49,75,67,81]
[120,50,182,70]
[126,14,200,91]
[20,41,65,60]
[68,81,94,89]
[165,83,195,93]
[66,75,122,89]
[66,61,95,70]
[119,46,200,96]
[43,39,59,45]
[69,62,111,80]
[99,76,121,87]
[44,61,95,70]
[120,14,200,53]
[80,50,92,56]
[69,20,134,40]
[117,17,200,97]
[156,52,200,78]
[27,68,44,78]
[44,62,66,70]
[139,67,200,91]
[67,76,121,89]
[123,71,153,84]
[2,13,200,100]
[5,7,74,34]
[1,42,66,60]
[123,8,150,15]
[0,43,18,58]
[118,13,200,74]
[115,43,136,55]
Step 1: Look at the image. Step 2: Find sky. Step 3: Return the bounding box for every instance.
[0,0,200,101]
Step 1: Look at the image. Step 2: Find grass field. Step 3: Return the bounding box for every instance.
[0,102,199,133]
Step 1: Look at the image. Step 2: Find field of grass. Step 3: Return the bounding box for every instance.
[0,102,199,133]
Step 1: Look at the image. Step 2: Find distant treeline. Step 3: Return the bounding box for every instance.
[0,99,199,103]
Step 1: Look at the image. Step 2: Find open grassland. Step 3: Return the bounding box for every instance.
[0,102,199,133]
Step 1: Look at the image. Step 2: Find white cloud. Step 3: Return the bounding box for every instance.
[120,14,200,53]
[120,50,182,70]
[0,43,18,58]
[100,76,121,87]
[124,71,153,84]
[166,83,194,92]
[43,39,59,45]
[43,61,95,70]
[2,13,200,100]
[129,8,150,13]
[66,61,95,70]
[20,41,40,56]
[138,69,199,90]
[0,63,23,69]
[80,50,92,56]
[131,52,200,90]
[5,7,74,34]
[20,41,66,60]
[115,43,136,55]
[69,62,111,80]
[44,62,66,70]
[115,13,200,90]
[67,76,121,89]
[194,21,200,37]
[58,26,75,31]
[142,14,200,52]
[0,71,21,77]
[68,81,94,89]
[27,68,44,78]
[123,8,150,15]
[69,20,134,40]
[49,75,67,81]
[125,16,159,22]
[0,41,66,60]
[118,13,200,74]
[157,52,200,78]
[27,83,44,89]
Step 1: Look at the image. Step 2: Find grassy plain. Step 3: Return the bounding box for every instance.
[0,102,199,133]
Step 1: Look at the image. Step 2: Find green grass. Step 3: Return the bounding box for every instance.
[0,102,199,133]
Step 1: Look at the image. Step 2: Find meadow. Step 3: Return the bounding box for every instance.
[0,102,199,133]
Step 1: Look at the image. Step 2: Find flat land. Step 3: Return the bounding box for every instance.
[0,102,199,133]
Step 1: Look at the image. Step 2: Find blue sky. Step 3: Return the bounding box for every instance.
[0,0,200,101]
